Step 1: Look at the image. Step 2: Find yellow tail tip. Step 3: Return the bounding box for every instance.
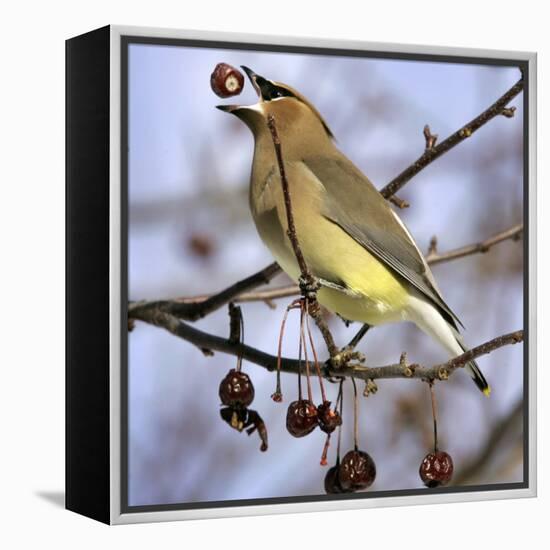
[483,386,492,397]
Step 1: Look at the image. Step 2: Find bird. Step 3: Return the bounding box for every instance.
[216,66,490,396]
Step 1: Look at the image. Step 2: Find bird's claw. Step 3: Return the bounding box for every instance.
[298,275,320,301]
[330,347,366,368]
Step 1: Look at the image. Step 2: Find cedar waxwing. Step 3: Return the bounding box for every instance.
[217,66,490,395]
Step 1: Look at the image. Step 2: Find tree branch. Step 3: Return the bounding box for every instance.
[332,330,523,383]
[128,262,280,321]
[129,79,524,384]
[130,305,523,383]
[129,223,523,314]
[129,77,523,325]
[237,223,523,304]
[380,77,523,200]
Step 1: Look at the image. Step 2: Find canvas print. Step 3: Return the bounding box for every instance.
[126,40,526,510]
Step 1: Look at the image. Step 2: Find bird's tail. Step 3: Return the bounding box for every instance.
[407,295,491,396]
[455,338,491,396]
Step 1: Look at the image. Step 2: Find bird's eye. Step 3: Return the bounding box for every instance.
[266,87,283,100]
[269,87,294,100]
[260,80,294,101]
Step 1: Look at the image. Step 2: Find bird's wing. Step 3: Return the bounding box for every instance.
[303,155,463,330]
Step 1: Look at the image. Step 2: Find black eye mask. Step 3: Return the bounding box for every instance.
[256,77,295,101]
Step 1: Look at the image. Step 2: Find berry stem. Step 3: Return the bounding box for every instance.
[351,376,359,452]
[300,301,313,403]
[297,310,304,402]
[271,299,300,403]
[237,308,245,372]
[304,299,327,403]
[320,433,331,466]
[273,306,291,401]
[336,379,344,462]
[273,299,301,402]
[429,381,439,453]
[229,303,244,372]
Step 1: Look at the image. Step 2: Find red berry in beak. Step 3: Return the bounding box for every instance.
[210,63,245,98]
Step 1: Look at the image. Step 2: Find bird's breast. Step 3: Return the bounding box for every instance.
[249,160,409,325]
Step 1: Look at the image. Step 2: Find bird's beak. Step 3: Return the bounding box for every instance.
[240,65,262,97]
[215,66,263,114]
[215,104,240,113]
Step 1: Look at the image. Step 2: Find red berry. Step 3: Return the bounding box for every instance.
[210,63,245,98]
[219,369,254,408]
[286,399,318,437]
[317,401,342,434]
[338,450,376,491]
[324,465,345,494]
[271,391,283,403]
[419,451,454,488]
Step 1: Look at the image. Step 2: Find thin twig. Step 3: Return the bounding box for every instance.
[423,125,438,150]
[380,77,523,200]
[427,235,438,256]
[130,222,523,316]
[426,224,523,265]
[228,303,242,344]
[347,324,371,350]
[243,223,523,301]
[266,115,311,279]
[388,195,410,209]
[129,78,523,325]
[308,305,339,358]
[266,114,339,359]
[129,80,524,385]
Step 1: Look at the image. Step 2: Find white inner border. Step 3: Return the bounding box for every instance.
[108,25,537,525]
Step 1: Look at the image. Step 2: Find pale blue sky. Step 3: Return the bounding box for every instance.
[127,43,524,506]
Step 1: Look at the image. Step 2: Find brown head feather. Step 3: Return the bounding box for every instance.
[270,81,334,139]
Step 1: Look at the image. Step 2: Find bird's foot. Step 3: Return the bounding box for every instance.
[330,347,366,369]
[298,275,320,301]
